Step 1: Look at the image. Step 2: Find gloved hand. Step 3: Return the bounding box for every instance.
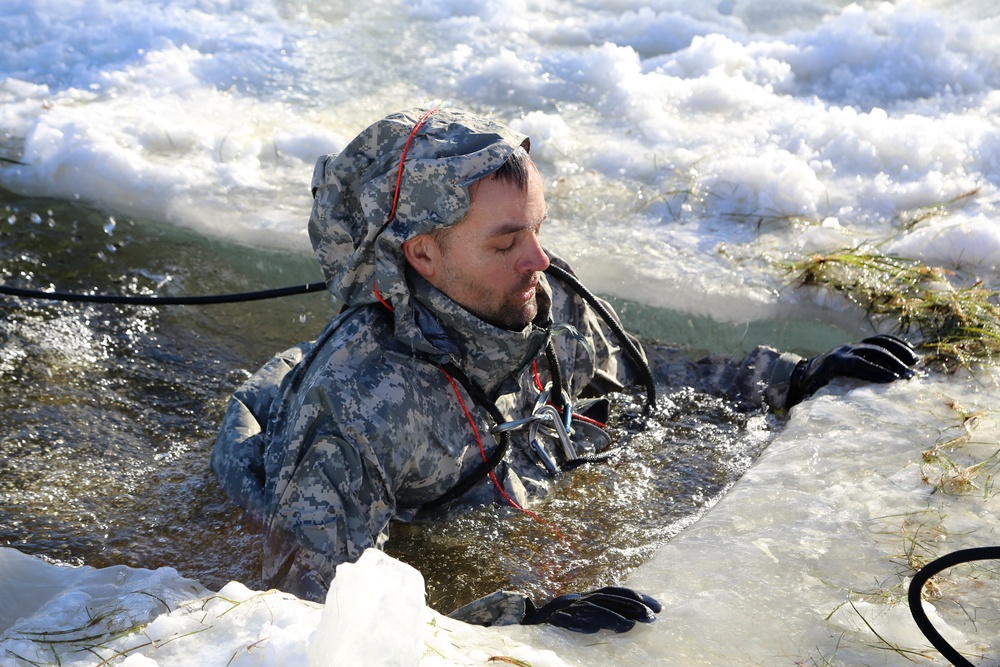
[786,334,919,408]
[522,586,662,634]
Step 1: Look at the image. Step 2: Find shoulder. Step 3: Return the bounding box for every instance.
[309,306,449,412]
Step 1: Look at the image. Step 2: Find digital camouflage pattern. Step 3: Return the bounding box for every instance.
[211,108,801,614]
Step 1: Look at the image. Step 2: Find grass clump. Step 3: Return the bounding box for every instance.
[782,247,1000,370]
[921,400,999,498]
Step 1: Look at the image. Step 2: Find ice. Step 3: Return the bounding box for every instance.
[2,0,1000,664]
[0,548,572,667]
[307,549,426,667]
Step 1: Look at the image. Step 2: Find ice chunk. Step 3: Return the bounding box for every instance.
[308,549,427,667]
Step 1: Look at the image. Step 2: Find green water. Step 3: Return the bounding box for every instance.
[1,188,794,612]
[0,188,327,590]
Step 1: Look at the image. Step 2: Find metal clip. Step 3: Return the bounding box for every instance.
[493,413,545,434]
[530,404,575,464]
[529,438,560,476]
[531,387,552,415]
[491,383,577,477]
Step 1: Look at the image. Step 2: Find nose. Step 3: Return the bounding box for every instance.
[520,233,550,273]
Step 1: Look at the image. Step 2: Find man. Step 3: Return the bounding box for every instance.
[211,108,917,631]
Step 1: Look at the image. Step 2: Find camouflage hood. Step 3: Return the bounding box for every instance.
[308,108,529,312]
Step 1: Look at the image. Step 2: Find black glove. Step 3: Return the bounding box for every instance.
[786,334,919,408]
[522,586,662,634]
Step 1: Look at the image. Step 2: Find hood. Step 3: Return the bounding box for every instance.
[308,108,529,311]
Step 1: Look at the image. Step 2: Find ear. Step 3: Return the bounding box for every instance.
[401,235,440,279]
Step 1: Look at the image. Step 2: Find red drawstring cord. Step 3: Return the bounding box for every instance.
[386,108,437,225]
[530,361,607,429]
[371,108,439,313]
[373,282,393,312]
[531,360,544,392]
[440,367,552,525]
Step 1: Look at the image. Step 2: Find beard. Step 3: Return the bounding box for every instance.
[445,268,541,331]
[489,283,539,330]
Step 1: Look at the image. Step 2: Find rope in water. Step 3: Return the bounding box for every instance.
[0,281,329,305]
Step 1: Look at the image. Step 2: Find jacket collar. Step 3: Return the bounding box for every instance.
[404,271,552,397]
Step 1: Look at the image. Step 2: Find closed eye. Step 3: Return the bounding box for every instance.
[496,239,516,255]
[491,215,544,255]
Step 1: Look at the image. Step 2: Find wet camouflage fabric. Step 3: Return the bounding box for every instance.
[645,344,801,410]
[210,108,801,614]
[447,589,529,627]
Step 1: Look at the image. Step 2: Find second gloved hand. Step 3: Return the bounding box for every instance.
[522,586,662,634]
[786,334,919,408]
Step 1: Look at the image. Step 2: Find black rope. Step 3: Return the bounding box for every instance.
[543,340,567,410]
[0,281,328,305]
[544,263,657,415]
[908,546,1000,667]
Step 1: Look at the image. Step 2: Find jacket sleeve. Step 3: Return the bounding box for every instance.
[645,343,802,410]
[544,253,802,410]
[263,409,397,602]
[446,590,531,626]
[211,344,311,523]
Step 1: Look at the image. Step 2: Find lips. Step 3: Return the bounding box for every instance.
[515,277,539,302]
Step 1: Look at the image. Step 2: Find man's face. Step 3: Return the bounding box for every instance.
[406,162,550,330]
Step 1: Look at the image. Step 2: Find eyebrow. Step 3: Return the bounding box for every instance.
[487,213,547,238]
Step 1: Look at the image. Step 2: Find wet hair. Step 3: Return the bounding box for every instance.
[484,143,532,191]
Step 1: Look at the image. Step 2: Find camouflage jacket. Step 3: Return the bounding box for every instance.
[210,108,802,618]
[211,262,799,606]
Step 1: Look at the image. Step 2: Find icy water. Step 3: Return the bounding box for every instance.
[0,188,325,590]
[3,0,1000,664]
[0,186,783,612]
